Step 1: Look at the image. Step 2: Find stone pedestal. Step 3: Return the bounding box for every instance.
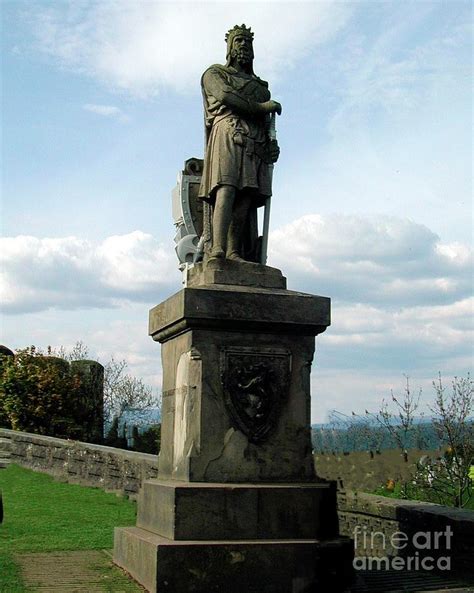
[114,261,353,592]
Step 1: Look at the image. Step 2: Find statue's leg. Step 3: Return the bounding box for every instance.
[227,193,252,261]
[211,185,236,259]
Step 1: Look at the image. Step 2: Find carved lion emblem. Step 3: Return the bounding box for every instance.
[221,347,291,443]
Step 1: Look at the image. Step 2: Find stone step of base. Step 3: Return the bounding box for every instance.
[0,438,12,448]
[0,460,11,469]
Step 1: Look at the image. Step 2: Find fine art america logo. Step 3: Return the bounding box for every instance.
[353,525,453,571]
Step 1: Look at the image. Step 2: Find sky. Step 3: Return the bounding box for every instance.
[1,0,472,423]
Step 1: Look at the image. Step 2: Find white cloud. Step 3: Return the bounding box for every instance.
[269,214,472,306]
[27,1,352,96]
[3,213,471,321]
[310,295,472,422]
[325,299,472,353]
[83,103,130,122]
[0,231,179,314]
[1,217,471,424]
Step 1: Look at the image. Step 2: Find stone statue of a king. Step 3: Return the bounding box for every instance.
[198,24,282,263]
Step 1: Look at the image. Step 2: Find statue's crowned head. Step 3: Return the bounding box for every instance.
[225,24,254,70]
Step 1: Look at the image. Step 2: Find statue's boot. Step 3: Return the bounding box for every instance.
[226,229,247,262]
[227,250,247,263]
[209,247,225,261]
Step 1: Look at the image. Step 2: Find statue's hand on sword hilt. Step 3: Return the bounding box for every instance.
[267,111,280,163]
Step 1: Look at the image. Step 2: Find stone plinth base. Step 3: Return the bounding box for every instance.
[136,480,339,541]
[186,259,287,289]
[114,273,354,591]
[148,284,330,483]
[114,478,353,592]
[114,527,354,593]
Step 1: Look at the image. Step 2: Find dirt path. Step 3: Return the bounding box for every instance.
[15,550,144,592]
[16,551,473,593]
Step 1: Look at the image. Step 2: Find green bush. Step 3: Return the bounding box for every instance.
[0,347,84,438]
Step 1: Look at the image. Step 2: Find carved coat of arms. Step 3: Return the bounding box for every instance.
[221,347,291,443]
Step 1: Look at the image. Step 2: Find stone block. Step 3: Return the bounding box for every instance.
[136,480,339,541]
[186,259,287,290]
[149,285,330,484]
[149,285,330,342]
[157,330,317,482]
[112,275,354,591]
[114,526,354,593]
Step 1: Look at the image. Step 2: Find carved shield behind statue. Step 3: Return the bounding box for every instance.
[221,347,291,443]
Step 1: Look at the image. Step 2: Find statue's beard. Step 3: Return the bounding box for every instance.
[231,47,253,67]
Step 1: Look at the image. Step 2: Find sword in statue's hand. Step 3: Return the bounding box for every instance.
[260,112,278,265]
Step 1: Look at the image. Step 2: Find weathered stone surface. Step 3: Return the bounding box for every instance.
[70,359,104,444]
[149,285,330,342]
[136,479,339,541]
[0,436,12,472]
[149,284,329,483]
[186,259,286,289]
[5,427,473,579]
[156,328,317,483]
[114,527,354,593]
[0,345,14,358]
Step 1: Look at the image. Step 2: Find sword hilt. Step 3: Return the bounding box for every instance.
[268,112,277,142]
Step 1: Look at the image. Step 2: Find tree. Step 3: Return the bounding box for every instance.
[1,342,160,445]
[419,374,473,508]
[0,346,84,438]
[372,375,423,463]
[102,357,158,425]
[372,374,473,508]
[55,340,90,362]
[57,342,160,429]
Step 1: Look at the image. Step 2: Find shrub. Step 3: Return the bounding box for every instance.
[0,347,84,438]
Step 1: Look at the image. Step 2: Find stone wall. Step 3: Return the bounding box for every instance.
[338,490,474,577]
[0,428,157,497]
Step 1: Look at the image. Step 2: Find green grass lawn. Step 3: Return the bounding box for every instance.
[0,464,138,592]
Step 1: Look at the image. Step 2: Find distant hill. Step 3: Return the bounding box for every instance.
[311,418,445,452]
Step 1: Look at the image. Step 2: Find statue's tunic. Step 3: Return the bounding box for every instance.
[198,64,272,205]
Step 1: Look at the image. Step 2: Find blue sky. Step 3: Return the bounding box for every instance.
[1,0,472,422]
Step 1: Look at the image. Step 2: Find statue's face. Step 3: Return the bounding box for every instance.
[231,34,254,66]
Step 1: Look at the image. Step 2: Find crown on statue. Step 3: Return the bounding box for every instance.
[225,24,254,47]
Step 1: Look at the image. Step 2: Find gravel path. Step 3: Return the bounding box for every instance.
[15,550,144,592]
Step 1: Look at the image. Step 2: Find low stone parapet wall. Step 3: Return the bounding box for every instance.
[0,428,157,497]
[338,490,474,576]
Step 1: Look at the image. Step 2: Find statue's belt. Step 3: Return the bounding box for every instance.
[211,113,274,164]
[231,128,274,164]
